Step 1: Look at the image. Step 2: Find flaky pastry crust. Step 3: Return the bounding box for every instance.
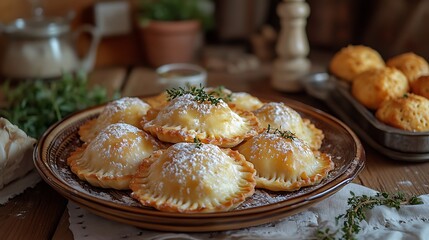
[237,132,334,191]
[130,143,256,213]
[143,94,262,148]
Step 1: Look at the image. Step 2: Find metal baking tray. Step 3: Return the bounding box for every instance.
[303,72,429,162]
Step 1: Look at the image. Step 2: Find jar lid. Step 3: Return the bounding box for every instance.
[2,16,71,38]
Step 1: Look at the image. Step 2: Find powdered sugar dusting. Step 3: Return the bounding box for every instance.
[82,97,150,142]
[255,102,302,130]
[82,123,146,174]
[162,143,239,183]
[149,94,248,138]
[249,132,310,158]
[163,94,228,117]
[153,143,244,200]
[102,97,150,119]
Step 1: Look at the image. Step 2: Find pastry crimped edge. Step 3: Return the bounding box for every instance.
[302,118,325,151]
[67,145,134,190]
[78,118,97,143]
[256,151,334,192]
[142,108,262,148]
[129,148,256,213]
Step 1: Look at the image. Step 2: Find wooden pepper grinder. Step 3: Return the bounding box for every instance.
[271,0,310,92]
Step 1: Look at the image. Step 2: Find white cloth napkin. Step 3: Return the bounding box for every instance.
[0,170,41,205]
[68,183,429,240]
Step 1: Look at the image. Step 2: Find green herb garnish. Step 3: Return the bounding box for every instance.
[0,72,116,138]
[316,191,423,240]
[209,86,232,102]
[193,137,202,148]
[266,124,296,140]
[166,85,222,105]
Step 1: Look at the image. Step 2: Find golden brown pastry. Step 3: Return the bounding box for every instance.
[351,67,409,110]
[253,102,324,150]
[68,123,162,190]
[143,94,261,148]
[386,52,429,84]
[144,91,168,110]
[79,97,151,143]
[230,92,264,111]
[411,75,429,99]
[205,87,263,111]
[375,93,429,132]
[237,131,334,191]
[329,45,385,82]
[129,142,256,213]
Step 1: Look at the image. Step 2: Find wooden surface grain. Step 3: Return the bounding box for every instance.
[0,183,67,239]
[2,59,429,239]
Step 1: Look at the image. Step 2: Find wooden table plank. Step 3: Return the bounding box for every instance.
[88,67,127,98]
[357,146,429,195]
[0,182,67,239]
[122,67,159,97]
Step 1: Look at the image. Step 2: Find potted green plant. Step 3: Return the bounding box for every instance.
[137,0,213,67]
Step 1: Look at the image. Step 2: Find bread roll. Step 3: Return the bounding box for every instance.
[386,52,429,84]
[376,93,429,132]
[351,67,409,110]
[411,75,429,99]
[329,45,385,82]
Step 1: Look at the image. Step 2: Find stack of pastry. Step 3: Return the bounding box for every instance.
[67,87,334,213]
[330,45,429,132]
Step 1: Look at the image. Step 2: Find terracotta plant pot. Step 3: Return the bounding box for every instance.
[138,20,202,67]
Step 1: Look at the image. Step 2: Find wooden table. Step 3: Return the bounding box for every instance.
[1,53,429,239]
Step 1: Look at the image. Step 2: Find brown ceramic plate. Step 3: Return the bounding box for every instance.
[34,96,365,232]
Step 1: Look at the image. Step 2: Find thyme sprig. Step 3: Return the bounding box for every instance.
[193,137,202,148]
[208,86,233,102]
[166,85,222,105]
[266,124,296,140]
[316,191,423,240]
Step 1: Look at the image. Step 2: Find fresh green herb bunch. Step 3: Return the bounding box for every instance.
[266,124,296,140]
[166,85,223,105]
[0,73,115,138]
[317,191,423,240]
[138,0,214,30]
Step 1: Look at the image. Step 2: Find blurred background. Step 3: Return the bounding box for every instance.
[0,0,428,69]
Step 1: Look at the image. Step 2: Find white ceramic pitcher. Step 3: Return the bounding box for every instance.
[0,16,100,79]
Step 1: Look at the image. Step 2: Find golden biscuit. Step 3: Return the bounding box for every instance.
[411,75,429,99]
[386,52,429,84]
[351,67,409,110]
[329,45,385,82]
[376,93,429,132]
